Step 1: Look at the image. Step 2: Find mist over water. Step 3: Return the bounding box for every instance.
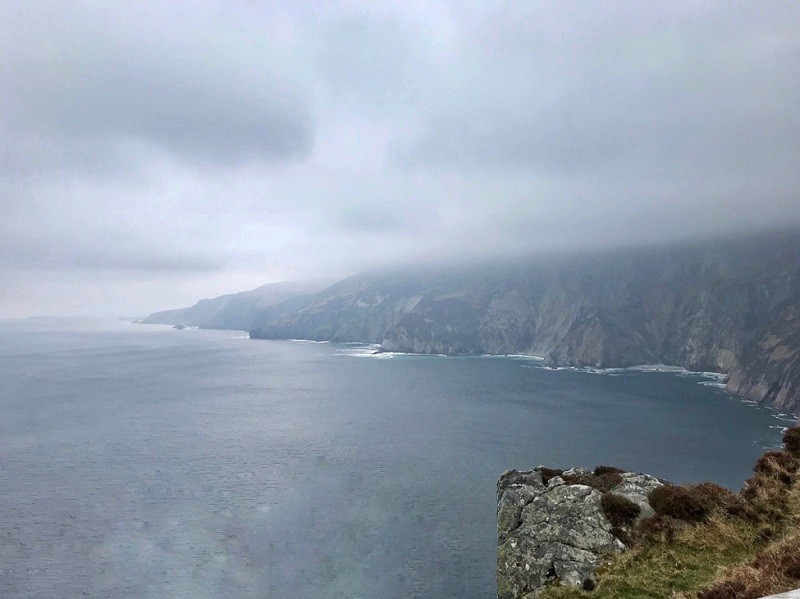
[0,319,786,598]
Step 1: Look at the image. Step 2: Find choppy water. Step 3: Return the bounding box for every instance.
[0,318,790,598]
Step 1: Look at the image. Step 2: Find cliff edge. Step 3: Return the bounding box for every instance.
[497,467,662,598]
[500,428,800,599]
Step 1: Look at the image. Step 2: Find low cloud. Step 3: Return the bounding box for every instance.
[1,1,314,171]
[1,1,799,317]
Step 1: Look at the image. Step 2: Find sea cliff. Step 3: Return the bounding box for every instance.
[143,229,800,415]
[251,230,800,414]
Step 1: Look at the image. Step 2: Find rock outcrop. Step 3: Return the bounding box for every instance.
[497,467,663,598]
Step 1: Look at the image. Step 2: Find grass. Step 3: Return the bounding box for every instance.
[534,427,800,599]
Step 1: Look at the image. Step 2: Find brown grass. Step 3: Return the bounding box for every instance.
[695,532,800,599]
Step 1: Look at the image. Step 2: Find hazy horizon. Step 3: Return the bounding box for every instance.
[3,1,799,317]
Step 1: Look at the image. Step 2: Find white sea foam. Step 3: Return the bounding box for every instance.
[336,344,452,359]
[773,412,798,424]
[698,380,727,388]
[532,361,735,398]
[627,364,690,373]
[336,344,395,358]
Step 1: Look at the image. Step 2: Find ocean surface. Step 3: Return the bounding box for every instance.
[0,318,791,598]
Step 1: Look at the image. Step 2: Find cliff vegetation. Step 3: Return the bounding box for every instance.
[534,427,800,599]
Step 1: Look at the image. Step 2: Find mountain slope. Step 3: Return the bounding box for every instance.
[251,230,800,413]
[140,280,329,331]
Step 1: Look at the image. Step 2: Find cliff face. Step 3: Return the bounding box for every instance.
[251,230,800,414]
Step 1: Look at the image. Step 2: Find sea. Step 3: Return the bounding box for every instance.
[0,318,792,598]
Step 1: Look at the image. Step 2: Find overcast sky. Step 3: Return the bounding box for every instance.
[2,1,799,317]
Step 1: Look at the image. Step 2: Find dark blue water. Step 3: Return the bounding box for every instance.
[0,319,789,598]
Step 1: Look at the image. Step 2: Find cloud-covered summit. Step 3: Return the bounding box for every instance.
[1,1,798,316]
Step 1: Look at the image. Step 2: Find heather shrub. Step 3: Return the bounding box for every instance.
[753,451,795,477]
[694,537,800,599]
[601,492,641,528]
[649,484,710,522]
[783,427,800,456]
[692,482,744,514]
[538,467,564,484]
[635,514,677,543]
[610,525,632,547]
[725,497,758,522]
[563,472,624,493]
[594,465,625,476]
[696,579,759,599]
[751,540,800,580]
[646,482,737,523]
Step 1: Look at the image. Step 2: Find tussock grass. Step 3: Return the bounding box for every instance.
[535,427,800,599]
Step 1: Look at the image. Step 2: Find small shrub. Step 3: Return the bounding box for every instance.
[636,514,677,543]
[539,467,564,484]
[594,465,625,476]
[563,472,624,493]
[753,451,795,477]
[752,540,800,580]
[696,579,759,599]
[649,484,710,522]
[725,496,758,522]
[602,492,641,528]
[756,524,777,544]
[692,482,742,513]
[610,525,632,547]
[783,427,800,456]
[743,481,789,525]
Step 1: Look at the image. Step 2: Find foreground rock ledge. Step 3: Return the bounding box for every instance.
[497,467,663,599]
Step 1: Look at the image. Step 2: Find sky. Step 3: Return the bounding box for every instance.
[1,0,799,317]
